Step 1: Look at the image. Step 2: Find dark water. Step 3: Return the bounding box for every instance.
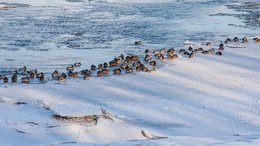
[0,0,259,82]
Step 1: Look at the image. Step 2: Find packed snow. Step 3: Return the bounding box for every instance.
[0,0,260,145]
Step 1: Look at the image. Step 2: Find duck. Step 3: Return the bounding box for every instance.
[132,55,139,61]
[58,73,67,82]
[120,63,127,69]
[83,74,91,80]
[216,51,223,56]
[225,38,231,44]
[98,63,103,69]
[125,66,133,73]
[157,53,164,60]
[149,60,156,66]
[52,70,59,78]
[253,37,260,43]
[19,66,27,71]
[167,54,178,60]
[74,62,81,67]
[29,72,35,78]
[91,64,97,70]
[109,61,116,67]
[124,56,134,64]
[113,68,121,75]
[135,41,142,45]
[197,47,204,51]
[9,70,17,74]
[97,70,103,77]
[179,49,185,53]
[68,71,78,77]
[102,68,109,75]
[3,77,8,83]
[136,65,142,72]
[167,48,175,54]
[234,37,239,43]
[118,54,124,61]
[145,55,152,62]
[36,72,44,78]
[12,74,18,82]
[160,48,166,53]
[188,46,193,51]
[242,37,248,43]
[149,68,156,73]
[21,76,30,83]
[66,65,74,71]
[142,65,149,72]
[103,62,108,68]
[29,69,37,74]
[153,50,160,55]
[80,69,91,75]
[145,49,150,54]
[0,75,6,79]
[219,43,224,50]
[115,58,122,65]
[206,42,211,46]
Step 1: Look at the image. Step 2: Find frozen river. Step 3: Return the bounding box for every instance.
[0,0,259,77]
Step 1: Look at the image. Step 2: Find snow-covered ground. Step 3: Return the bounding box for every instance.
[0,0,260,145]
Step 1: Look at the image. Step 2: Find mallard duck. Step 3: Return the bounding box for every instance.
[19,66,27,71]
[149,68,156,73]
[91,64,97,70]
[219,43,224,50]
[125,66,133,73]
[21,76,30,83]
[225,38,231,44]
[102,68,109,75]
[103,62,108,68]
[58,73,67,82]
[52,70,59,78]
[120,63,127,69]
[74,62,81,67]
[98,63,103,69]
[160,48,166,53]
[12,74,18,83]
[136,65,142,72]
[113,68,121,75]
[157,53,164,60]
[167,48,175,54]
[242,37,248,43]
[197,47,204,51]
[153,50,159,55]
[145,49,150,54]
[68,71,78,77]
[97,70,102,77]
[132,55,139,61]
[142,65,149,72]
[145,55,152,62]
[0,75,6,79]
[135,41,142,45]
[109,61,116,67]
[179,49,185,53]
[9,70,17,74]
[188,46,193,51]
[234,37,239,43]
[3,77,8,83]
[83,74,91,80]
[29,72,35,78]
[66,65,74,71]
[206,42,211,46]
[36,72,44,78]
[167,54,178,60]
[149,60,156,66]
[216,51,222,56]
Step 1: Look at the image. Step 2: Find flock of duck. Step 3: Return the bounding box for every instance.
[0,36,259,84]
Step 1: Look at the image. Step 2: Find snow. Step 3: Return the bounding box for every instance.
[1,0,260,145]
[1,40,260,145]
